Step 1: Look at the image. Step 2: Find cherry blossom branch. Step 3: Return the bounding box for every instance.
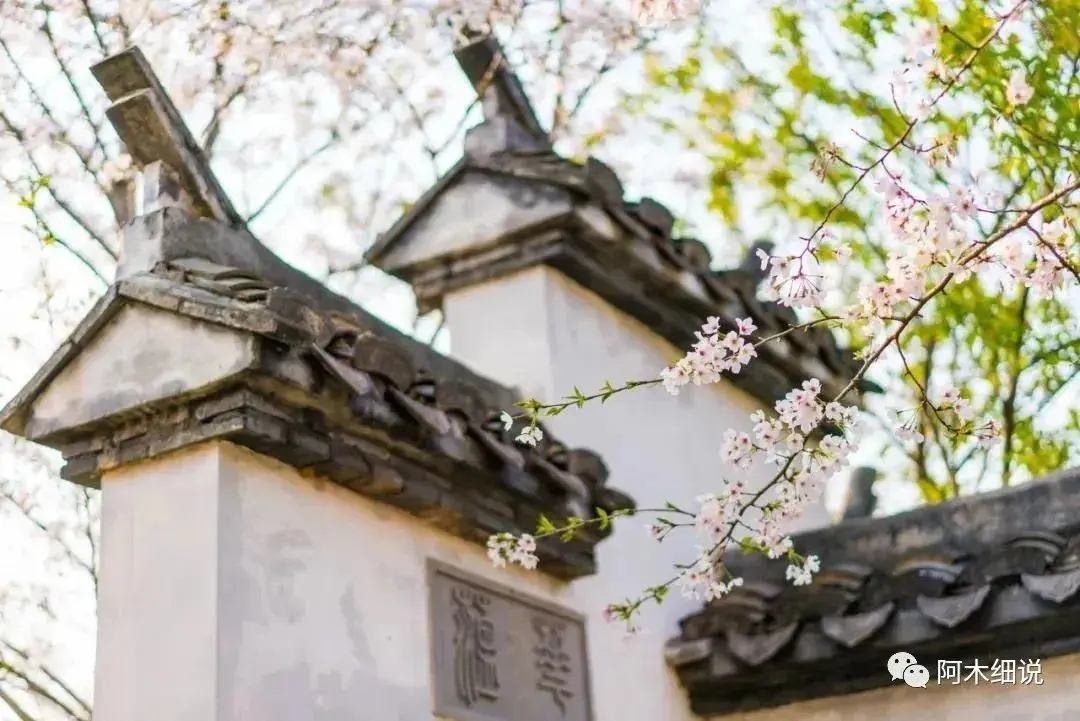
[487,506,694,566]
[78,0,110,57]
[6,177,109,286]
[0,684,38,721]
[505,316,840,443]
[800,1,1024,250]
[1029,225,1080,284]
[0,108,114,261]
[491,163,1077,631]
[598,174,1076,619]
[77,488,99,597]
[842,180,1079,394]
[0,39,104,191]
[40,4,109,162]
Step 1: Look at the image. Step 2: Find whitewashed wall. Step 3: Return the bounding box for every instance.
[443,266,833,719]
[95,440,697,721]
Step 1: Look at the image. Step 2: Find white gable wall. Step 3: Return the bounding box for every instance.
[380,172,574,271]
[442,265,834,718]
[27,304,256,439]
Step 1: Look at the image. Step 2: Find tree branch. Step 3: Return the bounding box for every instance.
[0,107,116,261]
[41,4,109,162]
[1000,287,1029,486]
[0,660,88,721]
[0,685,38,721]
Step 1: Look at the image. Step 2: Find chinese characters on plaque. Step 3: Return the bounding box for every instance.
[533,617,574,714]
[430,562,591,721]
[450,586,501,706]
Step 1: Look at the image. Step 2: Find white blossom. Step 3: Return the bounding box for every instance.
[487,532,539,570]
[633,0,701,26]
[516,425,543,446]
[976,419,1004,447]
[1006,69,1034,106]
[660,319,759,395]
[785,555,820,586]
[903,22,939,62]
[895,425,925,443]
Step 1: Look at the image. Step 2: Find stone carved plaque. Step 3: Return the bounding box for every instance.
[429,561,592,721]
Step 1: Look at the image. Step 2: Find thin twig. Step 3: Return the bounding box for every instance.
[0,642,91,718]
[246,132,341,223]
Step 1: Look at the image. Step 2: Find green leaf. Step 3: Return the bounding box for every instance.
[536,514,556,535]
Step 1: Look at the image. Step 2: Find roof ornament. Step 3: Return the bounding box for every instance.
[91,47,245,229]
[455,30,552,158]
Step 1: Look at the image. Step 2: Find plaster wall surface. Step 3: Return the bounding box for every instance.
[384,172,572,270]
[442,266,834,721]
[717,653,1080,721]
[29,304,254,438]
[94,442,222,721]
[95,441,711,721]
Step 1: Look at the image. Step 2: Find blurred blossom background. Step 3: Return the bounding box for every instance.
[0,1,1076,718]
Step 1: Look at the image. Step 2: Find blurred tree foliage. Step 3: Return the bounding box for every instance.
[640,0,1079,503]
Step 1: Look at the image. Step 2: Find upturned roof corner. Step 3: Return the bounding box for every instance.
[91,46,246,229]
[454,30,550,145]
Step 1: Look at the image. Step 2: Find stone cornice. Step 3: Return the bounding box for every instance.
[368,107,877,408]
[666,468,1080,715]
[363,31,880,408]
[59,382,605,580]
[0,45,633,582]
[4,258,635,581]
